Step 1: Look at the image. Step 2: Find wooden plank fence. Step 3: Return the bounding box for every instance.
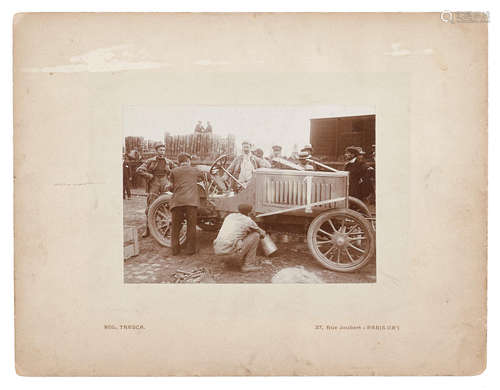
[163,132,235,162]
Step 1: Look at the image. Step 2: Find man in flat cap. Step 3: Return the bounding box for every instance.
[213,203,266,272]
[269,145,284,168]
[223,140,270,189]
[137,144,176,238]
[271,145,282,158]
[169,153,205,255]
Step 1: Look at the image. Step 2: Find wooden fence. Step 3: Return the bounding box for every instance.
[163,132,235,161]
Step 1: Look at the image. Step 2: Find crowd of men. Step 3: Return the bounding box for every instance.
[125,140,375,272]
[133,143,266,272]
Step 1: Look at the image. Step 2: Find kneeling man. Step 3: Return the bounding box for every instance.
[213,204,266,272]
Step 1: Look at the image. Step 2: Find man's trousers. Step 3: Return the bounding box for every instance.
[171,205,198,254]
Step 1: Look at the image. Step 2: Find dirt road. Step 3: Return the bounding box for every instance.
[123,196,376,284]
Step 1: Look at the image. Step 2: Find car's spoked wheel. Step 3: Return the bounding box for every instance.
[307,209,375,272]
[148,195,187,247]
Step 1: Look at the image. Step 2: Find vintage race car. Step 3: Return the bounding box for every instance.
[147,155,375,272]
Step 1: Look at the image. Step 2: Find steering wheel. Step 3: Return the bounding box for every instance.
[209,154,244,191]
[209,154,230,175]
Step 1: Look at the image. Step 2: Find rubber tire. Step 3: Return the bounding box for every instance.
[307,208,375,272]
[147,194,187,248]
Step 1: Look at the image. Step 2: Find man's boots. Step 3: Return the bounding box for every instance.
[241,255,262,273]
[142,225,149,238]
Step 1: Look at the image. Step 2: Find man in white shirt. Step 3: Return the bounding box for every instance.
[223,141,270,189]
[213,204,266,272]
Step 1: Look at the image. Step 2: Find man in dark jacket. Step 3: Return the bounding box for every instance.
[136,144,176,237]
[123,155,132,199]
[169,153,205,255]
[344,147,372,201]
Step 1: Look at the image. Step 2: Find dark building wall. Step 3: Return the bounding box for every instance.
[310,115,375,161]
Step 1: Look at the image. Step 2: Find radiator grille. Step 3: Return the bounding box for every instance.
[264,176,343,208]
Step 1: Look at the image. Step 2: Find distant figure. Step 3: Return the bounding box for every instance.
[127,149,142,161]
[368,144,376,162]
[205,121,213,133]
[252,148,264,159]
[194,121,204,134]
[271,145,282,158]
[270,145,287,169]
[122,155,132,199]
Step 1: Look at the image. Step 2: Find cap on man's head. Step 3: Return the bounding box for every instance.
[238,203,253,215]
[346,146,365,156]
[303,144,313,150]
[241,140,251,146]
[155,143,166,151]
[272,145,282,151]
[177,152,191,163]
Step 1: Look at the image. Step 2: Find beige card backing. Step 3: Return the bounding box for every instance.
[14,13,487,375]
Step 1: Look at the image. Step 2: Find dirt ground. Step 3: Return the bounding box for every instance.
[123,194,376,284]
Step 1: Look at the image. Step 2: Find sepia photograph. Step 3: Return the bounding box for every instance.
[13,11,487,376]
[123,105,376,283]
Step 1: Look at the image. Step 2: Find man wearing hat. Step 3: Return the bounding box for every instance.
[271,145,282,158]
[213,203,266,272]
[301,143,313,154]
[300,143,320,162]
[169,153,205,255]
[269,145,284,168]
[223,140,270,189]
[343,146,372,200]
[194,121,204,134]
[137,144,176,238]
[122,154,132,200]
[297,151,315,171]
